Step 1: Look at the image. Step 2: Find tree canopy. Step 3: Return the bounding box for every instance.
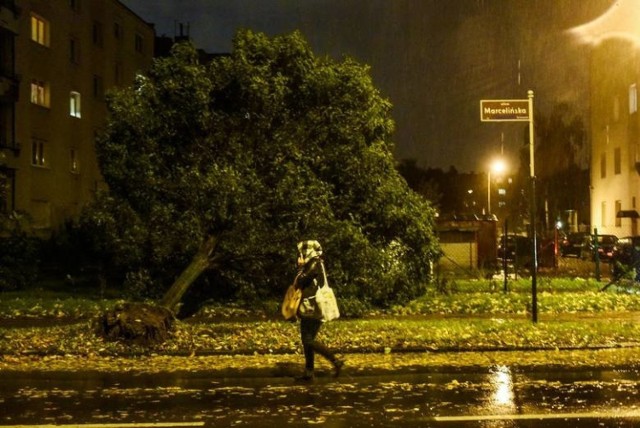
[83,30,439,312]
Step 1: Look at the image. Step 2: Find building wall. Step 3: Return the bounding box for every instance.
[0,0,154,235]
[590,39,640,238]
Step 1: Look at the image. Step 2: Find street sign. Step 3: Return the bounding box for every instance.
[480,99,530,122]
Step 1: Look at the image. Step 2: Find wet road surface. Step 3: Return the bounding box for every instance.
[2,367,640,427]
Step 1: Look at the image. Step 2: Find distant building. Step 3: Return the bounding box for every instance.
[589,38,640,237]
[0,0,154,235]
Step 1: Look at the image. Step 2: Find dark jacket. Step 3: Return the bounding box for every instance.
[296,257,326,303]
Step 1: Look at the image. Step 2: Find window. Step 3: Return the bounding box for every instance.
[614,95,620,122]
[93,21,103,46]
[69,0,80,11]
[601,201,607,228]
[616,200,622,227]
[614,147,621,175]
[630,84,638,114]
[114,22,122,40]
[31,138,46,167]
[30,80,49,107]
[93,75,103,99]
[30,14,50,46]
[70,91,81,118]
[70,37,80,63]
[135,33,144,53]
[114,61,123,85]
[600,152,607,179]
[70,148,79,173]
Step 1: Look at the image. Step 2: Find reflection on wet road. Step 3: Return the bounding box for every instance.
[1,367,640,427]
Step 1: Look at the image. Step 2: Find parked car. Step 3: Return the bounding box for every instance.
[584,234,618,262]
[610,236,640,279]
[560,232,589,257]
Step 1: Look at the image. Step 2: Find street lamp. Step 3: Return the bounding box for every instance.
[488,159,506,215]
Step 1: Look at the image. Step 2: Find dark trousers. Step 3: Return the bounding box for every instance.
[300,317,335,371]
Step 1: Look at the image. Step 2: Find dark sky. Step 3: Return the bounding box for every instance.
[120,0,615,173]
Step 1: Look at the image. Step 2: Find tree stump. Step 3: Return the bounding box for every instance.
[96,302,174,346]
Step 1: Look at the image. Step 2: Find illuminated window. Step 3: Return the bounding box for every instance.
[30,14,49,46]
[30,80,49,107]
[70,91,81,118]
[31,139,46,167]
[70,148,79,173]
[630,84,637,114]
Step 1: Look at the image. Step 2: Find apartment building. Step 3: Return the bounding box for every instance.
[590,39,640,237]
[0,0,154,235]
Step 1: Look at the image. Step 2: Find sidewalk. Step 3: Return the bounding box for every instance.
[2,346,640,378]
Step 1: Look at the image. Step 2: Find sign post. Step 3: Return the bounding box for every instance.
[480,91,538,323]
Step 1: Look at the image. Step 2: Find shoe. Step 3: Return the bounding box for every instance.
[333,359,344,378]
[295,370,314,382]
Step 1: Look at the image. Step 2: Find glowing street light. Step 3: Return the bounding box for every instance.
[488,159,507,215]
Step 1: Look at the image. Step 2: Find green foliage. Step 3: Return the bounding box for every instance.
[0,213,39,291]
[82,31,439,307]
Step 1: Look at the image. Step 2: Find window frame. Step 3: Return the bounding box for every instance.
[30,13,50,47]
[69,91,82,118]
[30,79,49,107]
[31,138,47,167]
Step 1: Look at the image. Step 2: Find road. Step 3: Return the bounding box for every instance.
[1,367,640,427]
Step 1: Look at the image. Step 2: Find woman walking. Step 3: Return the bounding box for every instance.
[294,240,344,381]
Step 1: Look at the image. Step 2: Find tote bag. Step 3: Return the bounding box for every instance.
[315,262,340,322]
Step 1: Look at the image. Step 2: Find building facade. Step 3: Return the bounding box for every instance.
[0,0,154,235]
[590,39,640,237]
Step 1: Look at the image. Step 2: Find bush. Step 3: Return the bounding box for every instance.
[0,213,39,291]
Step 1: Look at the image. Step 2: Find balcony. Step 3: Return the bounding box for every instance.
[0,73,18,101]
[0,133,19,156]
[0,0,19,34]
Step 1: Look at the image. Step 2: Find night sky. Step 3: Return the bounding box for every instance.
[120,0,615,173]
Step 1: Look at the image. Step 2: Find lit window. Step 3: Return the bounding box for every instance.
[630,84,638,114]
[70,91,81,118]
[31,139,46,167]
[30,14,49,46]
[70,148,79,173]
[30,80,49,107]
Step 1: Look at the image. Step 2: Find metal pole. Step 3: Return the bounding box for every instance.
[503,218,508,293]
[529,90,538,323]
[487,171,491,215]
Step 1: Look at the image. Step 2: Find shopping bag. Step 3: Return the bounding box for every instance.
[281,283,302,320]
[315,262,340,321]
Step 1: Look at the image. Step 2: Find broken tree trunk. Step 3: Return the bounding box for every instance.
[96,235,218,346]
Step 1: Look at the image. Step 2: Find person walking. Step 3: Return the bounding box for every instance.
[294,240,344,381]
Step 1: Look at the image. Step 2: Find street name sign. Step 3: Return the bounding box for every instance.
[480,99,530,122]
